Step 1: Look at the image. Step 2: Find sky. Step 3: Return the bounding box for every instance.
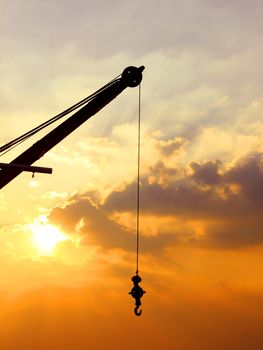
[0,0,263,349]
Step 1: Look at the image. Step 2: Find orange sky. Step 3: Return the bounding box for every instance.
[1,0,263,349]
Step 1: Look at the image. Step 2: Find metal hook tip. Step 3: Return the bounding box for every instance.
[134,306,142,316]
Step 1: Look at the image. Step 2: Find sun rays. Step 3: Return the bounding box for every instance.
[29,216,67,254]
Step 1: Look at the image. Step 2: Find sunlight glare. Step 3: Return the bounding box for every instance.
[29,178,39,188]
[30,216,67,254]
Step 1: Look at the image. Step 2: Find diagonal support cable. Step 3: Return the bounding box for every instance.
[0,76,121,157]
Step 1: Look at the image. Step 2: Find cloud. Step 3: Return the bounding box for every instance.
[103,151,263,249]
[47,150,263,251]
[155,137,187,158]
[225,152,263,203]
[190,160,222,185]
[2,0,263,59]
[148,161,178,186]
[49,197,176,253]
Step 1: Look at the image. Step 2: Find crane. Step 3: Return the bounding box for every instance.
[0,65,145,189]
[0,65,146,315]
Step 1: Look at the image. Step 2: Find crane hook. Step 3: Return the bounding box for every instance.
[129,274,145,317]
[134,306,142,316]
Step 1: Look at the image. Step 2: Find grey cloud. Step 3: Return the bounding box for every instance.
[225,152,263,204]
[189,154,263,205]
[156,138,187,158]
[49,198,175,253]
[104,179,239,219]
[49,151,263,250]
[104,152,263,248]
[190,160,223,185]
[200,219,263,249]
[2,0,263,145]
[148,161,178,185]
[2,0,263,58]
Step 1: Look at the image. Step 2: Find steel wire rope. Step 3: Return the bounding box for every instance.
[136,83,141,275]
[0,74,121,157]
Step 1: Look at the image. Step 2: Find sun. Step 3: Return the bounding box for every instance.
[30,216,67,254]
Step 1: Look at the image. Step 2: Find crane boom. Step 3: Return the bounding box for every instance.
[0,66,144,189]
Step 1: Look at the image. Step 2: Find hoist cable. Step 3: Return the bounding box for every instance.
[136,83,141,275]
[0,74,121,157]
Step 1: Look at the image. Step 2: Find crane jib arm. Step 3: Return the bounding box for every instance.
[0,66,145,189]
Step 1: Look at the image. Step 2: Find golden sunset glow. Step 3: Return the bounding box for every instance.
[29,177,39,188]
[1,1,263,349]
[29,216,67,254]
